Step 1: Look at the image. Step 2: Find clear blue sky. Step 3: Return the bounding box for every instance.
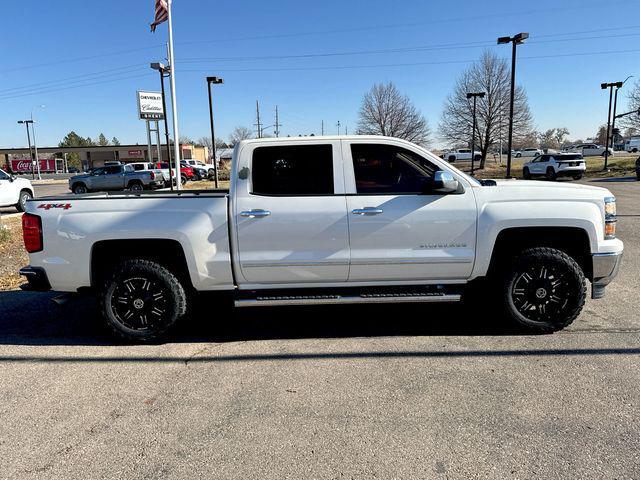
[1,0,638,149]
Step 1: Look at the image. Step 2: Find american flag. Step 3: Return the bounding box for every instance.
[150,0,169,32]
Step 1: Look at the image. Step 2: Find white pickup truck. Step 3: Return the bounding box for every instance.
[20,136,623,342]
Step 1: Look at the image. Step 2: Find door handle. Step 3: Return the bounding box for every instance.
[352,207,383,215]
[240,209,271,218]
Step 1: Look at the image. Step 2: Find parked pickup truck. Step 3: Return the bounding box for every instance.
[21,136,623,342]
[69,164,165,194]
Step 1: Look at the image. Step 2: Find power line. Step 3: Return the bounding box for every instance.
[0,72,154,101]
[179,47,640,73]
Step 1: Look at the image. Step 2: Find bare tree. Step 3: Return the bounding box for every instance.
[622,79,640,131]
[356,82,431,146]
[553,127,569,148]
[228,126,253,146]
[438,51,534,168]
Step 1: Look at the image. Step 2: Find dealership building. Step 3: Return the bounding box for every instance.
[0,143,209,173]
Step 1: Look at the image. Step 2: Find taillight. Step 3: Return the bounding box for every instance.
[22,213,43,253]
[150,172,155,180]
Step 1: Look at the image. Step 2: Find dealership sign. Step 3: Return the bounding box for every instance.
[136,91,165,120]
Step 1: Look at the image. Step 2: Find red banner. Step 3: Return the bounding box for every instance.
[10,159,57,173]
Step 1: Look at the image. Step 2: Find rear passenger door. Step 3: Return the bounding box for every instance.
[233,141,350,285]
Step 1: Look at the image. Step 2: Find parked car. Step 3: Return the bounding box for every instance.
[563,144,613,157]
[67,167,80,174]
[522,153,586,181]
[624,138,640,153]
[152,162,175,186]
[128,162,168,187]
[0,169,34,211]
[20,136,622,342]
[68,164,164,194]
[443,148,482,163]
[515,148,543,158]
[635,156,640,180]
[184,159,216,178]
[178,162,197,183]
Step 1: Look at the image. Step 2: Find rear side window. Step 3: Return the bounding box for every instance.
[252,145,334,195]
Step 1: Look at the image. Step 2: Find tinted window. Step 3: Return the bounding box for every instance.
[131,164,145,171]
[351,144,439,195]
[0,170,9,180]
[252,145,334,195]
[106,166,122,174]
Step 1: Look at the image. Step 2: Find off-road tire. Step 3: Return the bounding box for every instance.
[100,259,187,343]
[16,189,32,212]
[503,247,586,333]
[522,167,531,179]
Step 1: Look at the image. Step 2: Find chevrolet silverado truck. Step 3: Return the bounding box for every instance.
[20,136,623,342]
[69,164,164,194]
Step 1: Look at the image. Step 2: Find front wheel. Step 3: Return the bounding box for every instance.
[73,183,88,194]
[522,167,531,179]
[573,174,583,180]
[16,190,32,212]
[503,247,586,333]
[100,259,187,342]
[515,153,522,158]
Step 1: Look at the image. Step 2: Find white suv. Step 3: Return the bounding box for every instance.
[515,148,543,158]
[522,153,586,181]
[563,144,613,157]
[0,169,34,211]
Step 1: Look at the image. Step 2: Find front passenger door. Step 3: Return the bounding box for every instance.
[344,142,477,282]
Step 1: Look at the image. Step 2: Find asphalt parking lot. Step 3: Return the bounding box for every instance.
[1,178,639,479]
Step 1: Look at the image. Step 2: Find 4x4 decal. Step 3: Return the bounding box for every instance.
[37,203,72,210]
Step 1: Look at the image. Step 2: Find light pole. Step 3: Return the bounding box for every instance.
[30,105,45,180]
[151,62,174,190]
[609,76,633,163]
[17,120,35,179]
[601,81,624,170]
[206,76,223,189]
[466,92,485,176]
[498,32,529,178]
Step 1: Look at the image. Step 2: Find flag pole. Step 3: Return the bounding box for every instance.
[166,0,182,190]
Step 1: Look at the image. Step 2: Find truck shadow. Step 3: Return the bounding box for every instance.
[0,290,519,347]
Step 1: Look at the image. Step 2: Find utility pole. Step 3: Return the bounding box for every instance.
[255,100,262,138]
[345,126,348,135]
[336,120,341,136]
[321,120,324,136]
[601,81,622,171]
[274,106,281,137]
[466,92,485,176]
[18,120,35,179]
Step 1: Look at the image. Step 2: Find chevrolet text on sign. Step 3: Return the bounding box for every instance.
[137,91,165,120]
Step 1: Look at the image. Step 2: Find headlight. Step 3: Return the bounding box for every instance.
[604,197,617,239]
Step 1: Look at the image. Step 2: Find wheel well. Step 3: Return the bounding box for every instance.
[91,239,192,290]
[488,227,592,279]
[127,179,143,186]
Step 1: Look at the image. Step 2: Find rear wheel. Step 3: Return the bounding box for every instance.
[503,247,586,333]
[16,189,32,212]
[572,174,583,180]
[128,181,143,192]
[448,156,456,163]
[515,153,522,158]
[545,167,557,181]
[522,167,531,179]
[181,174,188,185]
[100,259,187,343]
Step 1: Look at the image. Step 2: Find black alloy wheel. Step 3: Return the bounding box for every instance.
[504,247,586,333]
[101,259,187,342]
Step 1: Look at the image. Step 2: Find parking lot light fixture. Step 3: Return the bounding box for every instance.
[466,92,485,176]
[151,62,174,190]
[601,80,627,170]
[17,120,35,179]
[206,76,224,189]
[497,32,529,178]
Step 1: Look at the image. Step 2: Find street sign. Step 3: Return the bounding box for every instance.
[136,91,165,120]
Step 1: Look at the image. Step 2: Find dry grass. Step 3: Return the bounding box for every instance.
[182,179,230,190]
[0,216,28,291]
[465,154,638,180]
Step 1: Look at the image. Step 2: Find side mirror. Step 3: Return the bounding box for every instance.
[8,174,15,182]
[429,171,459,194]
